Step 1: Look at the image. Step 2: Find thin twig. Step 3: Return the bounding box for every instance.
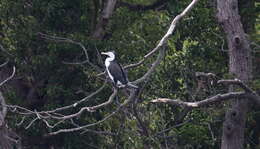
[0,66,16,86]
[0,61,9,68]
[47,89,138,136]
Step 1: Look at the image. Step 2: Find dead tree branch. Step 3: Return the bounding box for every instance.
[151,92,247,108]
[0,61,9,68]
[38,32,102,73]
[151,79,260,108]
[124,0,200,70]
[0,0,201,138]
[0,66,16,87]
[0,79,108,131]
[144,0,199,59]
[47,88,138,136]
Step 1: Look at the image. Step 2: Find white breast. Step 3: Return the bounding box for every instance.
[105,58,114,82]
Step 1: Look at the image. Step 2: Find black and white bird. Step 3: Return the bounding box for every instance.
[101,51,128,87]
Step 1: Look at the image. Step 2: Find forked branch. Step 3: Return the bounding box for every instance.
[151,79,260,107]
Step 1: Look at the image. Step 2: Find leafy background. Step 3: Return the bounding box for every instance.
[0,0,259,148]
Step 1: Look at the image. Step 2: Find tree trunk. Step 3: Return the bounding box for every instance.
[217,0,252,149]
[92,0,117,39]
[0,91,21,149]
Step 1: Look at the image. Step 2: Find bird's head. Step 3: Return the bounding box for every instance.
[101,51,115,59]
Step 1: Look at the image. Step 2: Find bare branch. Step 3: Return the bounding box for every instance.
[124,59,145,70]
[25,117,39,129]
[47,89,138,136]
[145,0,199,58]
[39,32,89,60]
[133,46,165,84]
[128,0,200,83]
[47,111,117,136]
[49,88,118,121]
[125,0,200,70]
[0,66,16,87]
[151,78,260,107]
[218,79,255,94]
[218,79,260,105]
[42,119,64,129]
[43,79,107,113]
[151,92,247,108]
[16,116,26,126]
[86,88,118,112]
[38,32,102,72]
[207,123,216,142]
[0,80,110,131]
[0,61,9,68]
[195,72,217,78]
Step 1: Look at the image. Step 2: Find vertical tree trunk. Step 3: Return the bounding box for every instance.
[0,92,21,149]
[92,0,117,39]
[217,0,252,149]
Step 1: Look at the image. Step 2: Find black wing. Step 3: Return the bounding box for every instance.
[108,61,128,85]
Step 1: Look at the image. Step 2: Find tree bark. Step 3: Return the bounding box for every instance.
[92,0,117,39]
[0,91,21,149]
[217,0,252,148]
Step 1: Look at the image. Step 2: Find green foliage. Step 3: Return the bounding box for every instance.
[0,0,258,148]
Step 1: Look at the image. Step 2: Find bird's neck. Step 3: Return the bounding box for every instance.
[105,56,115,67]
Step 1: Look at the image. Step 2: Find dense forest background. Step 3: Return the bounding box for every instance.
[0,0,259,148]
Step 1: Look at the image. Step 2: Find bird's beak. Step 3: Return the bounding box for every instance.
[101,52,107,55]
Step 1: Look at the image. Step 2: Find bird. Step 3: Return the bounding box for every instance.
[101,51,128,87]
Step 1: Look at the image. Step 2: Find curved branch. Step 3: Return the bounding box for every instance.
[0,66,16,87]
[133,46,165,84]
[144,0,199,58]
[218,79,260,105]
[0,61,9,68]
[38,33,102,72]
[39,32,89,60]
[47,88,138,136]
[151,79,260,107]
[43,79,108,113]
[86,88,118,112]
[53,84,117,120]
[151,92,247,108]
[218,79,256,94]
[125,0,200,85]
